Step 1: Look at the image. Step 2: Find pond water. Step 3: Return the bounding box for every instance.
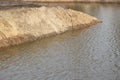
[0,3,120,80]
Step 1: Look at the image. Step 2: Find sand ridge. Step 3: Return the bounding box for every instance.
[0,6,100,48]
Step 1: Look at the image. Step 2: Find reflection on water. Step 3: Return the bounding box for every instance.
[0,3,120,80]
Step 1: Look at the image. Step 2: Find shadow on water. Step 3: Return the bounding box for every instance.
[0,29,83,62]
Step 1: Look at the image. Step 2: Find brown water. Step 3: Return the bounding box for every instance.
[0,3,120,80]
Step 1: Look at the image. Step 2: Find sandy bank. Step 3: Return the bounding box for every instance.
[0,0,120,3]
[0,6,100,48]
[22,0,120,3]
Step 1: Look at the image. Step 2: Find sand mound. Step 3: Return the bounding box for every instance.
[0,6,100,48]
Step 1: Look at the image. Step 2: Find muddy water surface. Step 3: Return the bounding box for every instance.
[0,3,120,80]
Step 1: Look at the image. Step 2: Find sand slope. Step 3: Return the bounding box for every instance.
[0,6,100,48]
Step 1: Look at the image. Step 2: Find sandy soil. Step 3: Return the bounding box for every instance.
[0,6,100,48]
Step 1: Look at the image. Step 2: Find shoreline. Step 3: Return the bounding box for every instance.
[0,1,120,4]
[0,1,119,7]
[23,1,120,3]
[0,1,119,8]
